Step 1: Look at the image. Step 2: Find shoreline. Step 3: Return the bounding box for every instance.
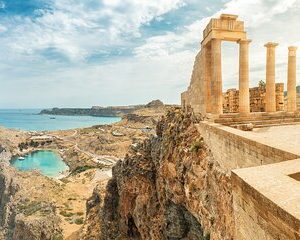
[0,103,167,239]
[10,149,71,179]
[0,110,121,132]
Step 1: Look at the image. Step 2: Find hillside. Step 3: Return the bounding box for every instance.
[40,100,164,117]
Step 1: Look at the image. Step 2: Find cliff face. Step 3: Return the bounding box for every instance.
[0,152,62,240]
[84,108,234,240]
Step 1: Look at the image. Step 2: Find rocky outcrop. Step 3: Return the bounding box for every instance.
[0,161,19,239]
[84,108,234,239]
[0,153,63,240]
[12,213,62,240]
[145,100,164,108]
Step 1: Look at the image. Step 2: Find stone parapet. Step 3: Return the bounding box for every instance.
[232,159,300,239]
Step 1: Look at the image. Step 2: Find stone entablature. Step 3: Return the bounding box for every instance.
[202,14,246,46]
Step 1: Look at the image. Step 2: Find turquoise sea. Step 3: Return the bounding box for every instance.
[11,150,69,178]
[0,109,120,131]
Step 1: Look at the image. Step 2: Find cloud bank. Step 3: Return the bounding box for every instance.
[0,0,299,108]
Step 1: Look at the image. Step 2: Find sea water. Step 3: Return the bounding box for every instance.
[0,109,120,131]
[11,150,69,178]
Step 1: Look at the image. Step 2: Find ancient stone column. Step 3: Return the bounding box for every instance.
[287,46,297,112]
[238,39,251,114]
[211,38,223,115]
[205,44,212,113]
[264,42,278,113]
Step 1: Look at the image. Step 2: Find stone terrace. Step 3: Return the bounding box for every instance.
[197,121,300,239]
[233,159,300,239]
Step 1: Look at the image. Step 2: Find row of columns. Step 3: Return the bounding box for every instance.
[207,39,298,115]
[208,38,251,115]
[265,43,298,113]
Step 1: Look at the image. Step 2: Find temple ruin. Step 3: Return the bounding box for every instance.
[223,82,285,113]
[181,14,299,119]
[180,14,300,240]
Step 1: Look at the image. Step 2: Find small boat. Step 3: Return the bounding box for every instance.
[18,157,25,161]
[50,117,56,119]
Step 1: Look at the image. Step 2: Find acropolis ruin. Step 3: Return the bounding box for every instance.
[181,14,299,118]
[182,14,300,240]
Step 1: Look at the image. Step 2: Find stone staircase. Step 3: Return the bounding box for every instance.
[215,112,300,128]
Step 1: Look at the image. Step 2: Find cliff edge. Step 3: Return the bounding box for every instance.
[83,108,234,240]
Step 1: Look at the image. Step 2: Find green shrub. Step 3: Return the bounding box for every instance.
[72,165,94,175]
[60,211,74,217]
[53,234,64,240]
[190,138,205,153]
[74,218,84,225]
[53,234,63,240]
[204,233,210,240]
[18,201,42,216]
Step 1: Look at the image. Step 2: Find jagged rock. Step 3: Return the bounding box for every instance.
[0,145,4,154]
[12,214,62,240]
[236,123,254,131]
[0,164,63,240]
[83,108,233,239]
[145,100,164,108]
[111,131,125,137]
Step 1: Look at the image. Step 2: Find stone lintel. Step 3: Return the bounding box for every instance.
[264,42,279,48]
[220,14,238,20]
[201,30,247,46]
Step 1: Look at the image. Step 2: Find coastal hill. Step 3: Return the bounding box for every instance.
[0,102,168,239]
[40,100,165,117]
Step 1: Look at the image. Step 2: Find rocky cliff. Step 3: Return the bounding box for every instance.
[83,108,234,240]
[0,151,63,240]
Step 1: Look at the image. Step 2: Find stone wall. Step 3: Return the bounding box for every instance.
[232,160,300,240]
[223,83,285,113]
[182,51,206,114]
[197,121,300,239]
[196,122,299,171]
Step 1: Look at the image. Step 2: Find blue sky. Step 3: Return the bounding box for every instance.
[0,0,299,108]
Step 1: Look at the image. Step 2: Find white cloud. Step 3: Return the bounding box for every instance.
[222,0,297,27]
[1,0,300,108]
[0,24,6,33]
[134,19,209,59]
[133,0,300,92]
[0,0,185,61]
[0,1,5,9]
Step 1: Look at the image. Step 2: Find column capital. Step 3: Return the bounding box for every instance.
[238,39,252,44]
[288,46,298,52]
[211,38,222,42]
[264,42,278,48]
